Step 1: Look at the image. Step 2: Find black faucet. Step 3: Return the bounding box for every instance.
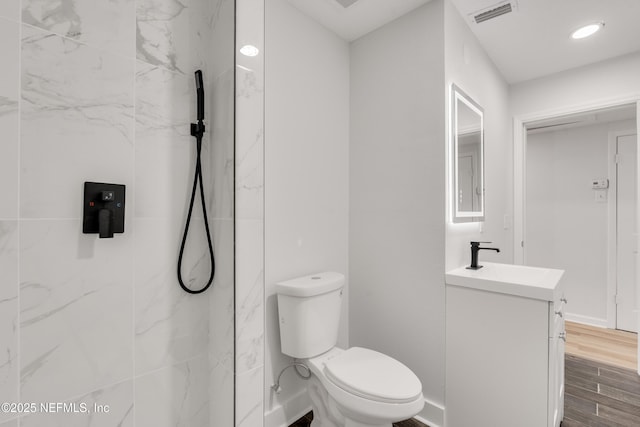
[467,241,500,270]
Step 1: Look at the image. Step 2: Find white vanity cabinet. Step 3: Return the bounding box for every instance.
[445,262,565,427]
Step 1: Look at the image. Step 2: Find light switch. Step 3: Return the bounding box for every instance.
[503,214,511,230]
[592,179,609,189]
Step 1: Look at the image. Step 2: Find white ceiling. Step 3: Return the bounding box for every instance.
[289,0,640,85]
[450,0,640,84]
[286,0,431,42]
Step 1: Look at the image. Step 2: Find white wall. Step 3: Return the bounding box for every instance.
[511,52,640,117]
[262,1,520,425]
[264,0,350,425]
[444,0,512,271]
[526,120,636,326]
[349,2,446,423]
[510,51,640,328]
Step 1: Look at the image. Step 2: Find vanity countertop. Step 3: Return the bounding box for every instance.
[445,262,564,302]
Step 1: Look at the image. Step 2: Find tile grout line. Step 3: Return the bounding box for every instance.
[17,1,22,424]
[132,22,137,424]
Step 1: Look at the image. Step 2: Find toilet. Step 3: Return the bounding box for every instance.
[276,272,424,427]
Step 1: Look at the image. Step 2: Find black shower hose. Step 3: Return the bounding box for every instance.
[177,131,215,294]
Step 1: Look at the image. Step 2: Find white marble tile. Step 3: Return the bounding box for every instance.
[20,25,134,219]
[209,359,233,427]
[208,219,234,369]
[20,379,133,427]
[134,218,209,375]
[235,219,264,373]
[136,0,212,75]
[235,366,264,427]
[135,356,209,427]
[209,0,235,81]
[0,19,19,104]
[0,1,19,22]
[134,62,212,220]
[235,0,264,424]
[20,220,133,403]
[235,66,264,221]
[22,0,135,57]
[209,68,235,220]
[204,0,234,225]
[0,19,19,219]
[0,221,18,424]
[235,0,263,221]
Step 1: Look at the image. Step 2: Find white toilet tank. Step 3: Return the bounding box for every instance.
[276,272,344,359]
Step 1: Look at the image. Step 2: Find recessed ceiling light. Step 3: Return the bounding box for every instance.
[240,45,259,57]
[571,22,604,40]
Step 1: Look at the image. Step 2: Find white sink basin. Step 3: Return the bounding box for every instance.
[445,262,564,301]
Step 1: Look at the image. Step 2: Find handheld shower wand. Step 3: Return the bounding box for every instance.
[195,70,205,122]
[177,70,215,294]
[191,70,205,138]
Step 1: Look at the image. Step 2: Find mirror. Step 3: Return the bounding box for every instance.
[451,84,484,222]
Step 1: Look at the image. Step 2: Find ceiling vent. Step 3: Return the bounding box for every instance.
[471,1,517,24]
[335,0,359,8]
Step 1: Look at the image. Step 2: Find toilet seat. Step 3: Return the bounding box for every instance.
[323,347,422,404]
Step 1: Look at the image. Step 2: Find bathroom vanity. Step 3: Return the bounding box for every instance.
[445,262,565,427]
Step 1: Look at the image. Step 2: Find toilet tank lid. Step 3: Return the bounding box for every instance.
[275,272,344,297]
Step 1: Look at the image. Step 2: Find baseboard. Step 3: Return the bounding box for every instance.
[416,397,445,427]
[265,390,445,427]
[264,388,311,427]
[565,313,608,328]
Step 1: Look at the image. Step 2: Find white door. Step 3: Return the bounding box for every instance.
[616,133,638,332]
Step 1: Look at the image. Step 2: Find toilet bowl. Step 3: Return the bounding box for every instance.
[305,347,424,426]
[276,272,424,427]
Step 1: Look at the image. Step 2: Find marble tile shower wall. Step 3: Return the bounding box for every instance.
[0,0,234,426]
[235,0,264,426]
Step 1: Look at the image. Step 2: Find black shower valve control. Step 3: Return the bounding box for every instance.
[82,182,126,239]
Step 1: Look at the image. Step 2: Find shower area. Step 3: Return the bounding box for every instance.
[0,0,264,425]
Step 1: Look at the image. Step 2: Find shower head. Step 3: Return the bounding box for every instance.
[195,70,204,121]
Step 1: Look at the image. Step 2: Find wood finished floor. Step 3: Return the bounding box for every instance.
[565,321,637,371]
[564,354,640,426]
[564,322,640,426]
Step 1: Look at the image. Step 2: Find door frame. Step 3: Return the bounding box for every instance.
[607,130,638,330]
[514,96,640,265]
[513,96,640,371]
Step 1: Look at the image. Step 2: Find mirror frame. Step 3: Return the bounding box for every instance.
[450,84,485,223]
